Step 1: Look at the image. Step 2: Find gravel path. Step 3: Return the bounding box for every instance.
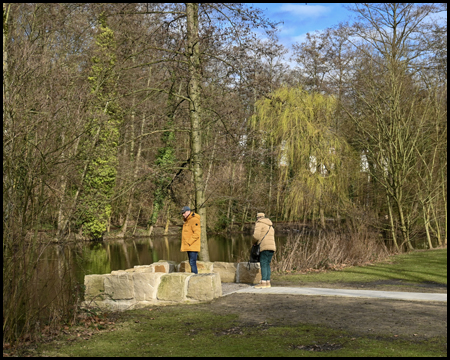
[221,282,252,295]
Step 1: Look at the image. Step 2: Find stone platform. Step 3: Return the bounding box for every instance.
[83,260,261,310]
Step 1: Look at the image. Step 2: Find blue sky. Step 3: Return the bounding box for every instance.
[249,3,447,67]
[253,3,353,49]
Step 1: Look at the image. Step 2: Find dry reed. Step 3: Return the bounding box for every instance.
[3,241,82,345]
[272,228,392,273]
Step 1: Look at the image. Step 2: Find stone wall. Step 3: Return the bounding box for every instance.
[83,260,261,311]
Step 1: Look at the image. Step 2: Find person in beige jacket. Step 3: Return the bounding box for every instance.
[252,212,276,288]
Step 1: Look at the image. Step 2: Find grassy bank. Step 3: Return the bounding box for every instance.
[272,248,448,288]
[6,248,447,357]
[33,308,445,357]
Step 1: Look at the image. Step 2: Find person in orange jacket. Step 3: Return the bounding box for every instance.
[180,206,201,274]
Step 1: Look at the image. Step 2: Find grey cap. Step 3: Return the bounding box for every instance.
[181,206,191,214]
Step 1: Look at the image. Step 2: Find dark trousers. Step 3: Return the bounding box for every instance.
[187,251,198,274]
[260,250,274,281]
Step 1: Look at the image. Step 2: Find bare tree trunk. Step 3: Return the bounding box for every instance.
[268,138,273,217]
[427,200,441,246]
[395,192,413,251]
[442,171,447,245]
[386,195,399,252]
[187,3,209,261]
[3,4,11,123]
[164,203,171,235]
[319,203,326,229]
[132,205,141,237]
[226,161,236,230]
[241,138,255,229]
[319,186,325,228]
[119,106,144,237]
[422,203,433,249]
[147,225,154,237]
[204,132,217,194]
[56,133,68,238]
[311,199,316,228]
[241,204,249,232]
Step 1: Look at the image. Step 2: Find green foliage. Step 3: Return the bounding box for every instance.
[87,12,117,96]
[77,12,122,239]
[253,86,359,221]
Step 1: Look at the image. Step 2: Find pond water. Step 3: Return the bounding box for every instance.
[32,230,432,293]
[38,234,288,286]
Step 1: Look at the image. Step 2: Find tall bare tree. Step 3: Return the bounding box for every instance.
[344,3,443,250]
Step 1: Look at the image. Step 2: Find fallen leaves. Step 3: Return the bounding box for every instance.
[216,326,244,336]
[291,343,343,352]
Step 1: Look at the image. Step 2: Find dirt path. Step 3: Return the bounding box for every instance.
[188,292,447,338]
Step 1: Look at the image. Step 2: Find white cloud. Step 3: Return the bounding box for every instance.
[279,4,331,19]
[291,32,308,44]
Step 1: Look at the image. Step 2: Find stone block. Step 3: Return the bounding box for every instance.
[187,273,222,301]
[178,260,213,274]
[196,261,214,273]
[151,260,177,273]
[178,261,191,272]
[133,272,164,301]
[153,264,167,273]
[236,262,261,284]
[104,272,134,300]
[133,265,154,273]
[212,262,237,283]
[84,274,106,300]
[156,273,192,302]
[111,270,127,275]
[89,299,137,312]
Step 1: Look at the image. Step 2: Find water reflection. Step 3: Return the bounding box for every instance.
[48,234,286,281]
[31,232,434,305]
[37,232,433,285]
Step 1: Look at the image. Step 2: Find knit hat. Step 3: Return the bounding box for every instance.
[256,213,265,218]
[181,206,191,214]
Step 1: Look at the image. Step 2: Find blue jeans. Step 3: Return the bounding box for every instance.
[187,251,198,274]
[260,250,274,281]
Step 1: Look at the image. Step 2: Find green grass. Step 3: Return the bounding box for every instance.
[272,249,447,286]
[14,249,449,357]
[34,308,446,357]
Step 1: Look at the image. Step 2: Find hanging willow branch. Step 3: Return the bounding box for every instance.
[252,86,360,221]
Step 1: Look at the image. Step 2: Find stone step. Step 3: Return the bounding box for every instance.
[83,260,262,310]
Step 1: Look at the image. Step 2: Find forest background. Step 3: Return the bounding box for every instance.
[2,3,447,344]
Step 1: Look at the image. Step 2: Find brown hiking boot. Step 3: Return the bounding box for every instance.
[254,281,267,289]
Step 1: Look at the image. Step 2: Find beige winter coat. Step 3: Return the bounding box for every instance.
[252,217,276,252]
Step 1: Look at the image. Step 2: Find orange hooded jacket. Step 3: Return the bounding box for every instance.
[180,212,201,252]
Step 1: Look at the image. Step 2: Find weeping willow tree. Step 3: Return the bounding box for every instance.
[253,86,359,226]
